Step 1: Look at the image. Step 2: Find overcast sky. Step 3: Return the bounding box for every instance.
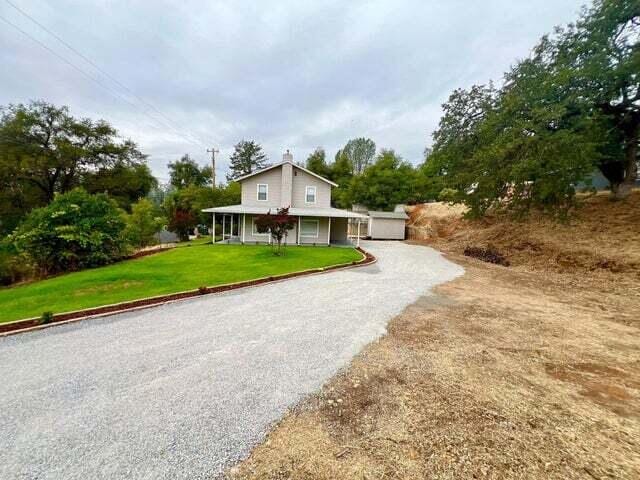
[1,0,586,182]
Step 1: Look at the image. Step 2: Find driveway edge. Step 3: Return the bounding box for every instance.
[0,247,376,337]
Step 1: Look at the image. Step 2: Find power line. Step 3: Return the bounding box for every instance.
[4,0,210,149]
[0,8,208,151]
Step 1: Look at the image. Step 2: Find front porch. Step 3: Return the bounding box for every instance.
[212,213,363,247]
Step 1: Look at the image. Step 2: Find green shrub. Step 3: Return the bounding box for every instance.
[10,188,129,276]
[438,188,458,203]
[0,243,34,286]
[125,198,165,249]
[40,311,54,324]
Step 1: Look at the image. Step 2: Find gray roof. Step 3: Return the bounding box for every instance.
[202,204,368,219]
[367,210,409,220]
[234,161,338,187]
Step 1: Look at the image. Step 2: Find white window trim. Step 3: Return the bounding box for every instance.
[256,183,268,201]
[251,217,269,236]
[300,218,319,238]
[305,185,317,204]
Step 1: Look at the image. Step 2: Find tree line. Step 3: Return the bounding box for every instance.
[303,140,430,211]
[304,0,638,218]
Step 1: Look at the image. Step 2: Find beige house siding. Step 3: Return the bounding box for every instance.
[240,168,283,208]
[238,215,332,245]
[241,214,299,245]
[239,165,332,210]
[291,167,332,208]
[298,217,330,245]
[369,217,406,240]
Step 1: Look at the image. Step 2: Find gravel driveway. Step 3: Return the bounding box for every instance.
[0,241,463,480]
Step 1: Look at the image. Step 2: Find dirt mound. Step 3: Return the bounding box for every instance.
[409,191,640,276]
[406,202,468,240]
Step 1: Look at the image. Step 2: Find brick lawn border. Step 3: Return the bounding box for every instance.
[0,247,376,336]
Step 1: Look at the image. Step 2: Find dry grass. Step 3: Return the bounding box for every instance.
[408,191,640,277]
[227,192,640,480]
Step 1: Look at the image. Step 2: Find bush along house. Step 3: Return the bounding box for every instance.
[203,150,368,246]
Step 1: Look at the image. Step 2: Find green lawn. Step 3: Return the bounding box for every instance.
[0,243,362,323]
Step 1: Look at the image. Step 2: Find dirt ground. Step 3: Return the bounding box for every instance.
[227,192,640,479]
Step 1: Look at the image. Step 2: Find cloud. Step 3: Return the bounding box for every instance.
[0,0,585,181]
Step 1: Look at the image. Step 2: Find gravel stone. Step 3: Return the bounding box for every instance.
[0,241,463,479]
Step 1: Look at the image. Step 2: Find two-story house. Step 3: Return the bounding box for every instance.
[203,150,368,245]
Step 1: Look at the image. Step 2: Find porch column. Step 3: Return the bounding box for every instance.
[230,214,234,239]
[327,217,331,246]
[297,216,301,245]
[222,215,226,241]
[242,213,246,243]
[357,220,361,247]
[212,213,216,243]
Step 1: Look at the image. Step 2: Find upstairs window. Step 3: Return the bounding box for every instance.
[257,184,268,201]
[305,186,316,204]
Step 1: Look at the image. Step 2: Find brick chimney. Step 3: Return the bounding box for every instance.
[280,149,293,207]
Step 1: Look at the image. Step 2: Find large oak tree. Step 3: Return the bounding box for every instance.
[426,0,639,217]
[0,101,149,231]
[0,101,146,201]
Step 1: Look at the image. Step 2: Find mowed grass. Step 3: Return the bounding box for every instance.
[0,243,362,323]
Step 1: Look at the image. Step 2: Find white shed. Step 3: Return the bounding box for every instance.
[367,210,408,240]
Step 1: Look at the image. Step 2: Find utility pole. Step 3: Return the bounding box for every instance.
[206,147,219,188]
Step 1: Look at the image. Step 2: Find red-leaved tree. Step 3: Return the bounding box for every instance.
[254,207,297,255]
[168,209,196,241]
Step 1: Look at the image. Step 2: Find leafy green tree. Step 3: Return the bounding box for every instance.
[163,182,240,237]
[0,101,146,202]
[349,150,417,210]
[555,0,640,198]
[328,149,354,208]
[10,188,128,275]
[0,101,149,232]
[125,198,165,249]
[414,167,445,203]
[227,140,268,180]
[0,240,33,286]
[428,75,599,217]
[305,147,331,178]
[190,181,240,225]
[479,51,600,216]
[426,0,638,216]
[83,163,157,211]
[431,84,497,162]
[0,165,43,235]
[413,146,445,202]
[168,154,212,189]
[342,137,376,175]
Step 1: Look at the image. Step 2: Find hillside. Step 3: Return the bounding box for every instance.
[407,191,640,276]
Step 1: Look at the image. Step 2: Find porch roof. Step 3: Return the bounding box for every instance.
[202,204,368,219]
